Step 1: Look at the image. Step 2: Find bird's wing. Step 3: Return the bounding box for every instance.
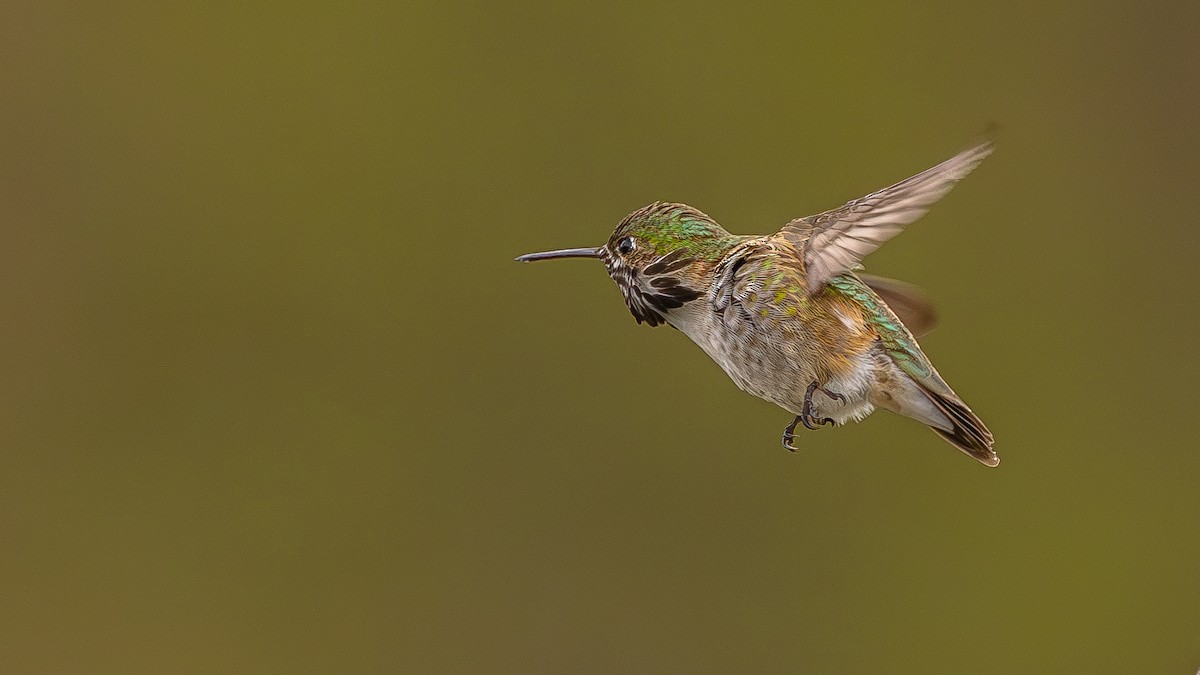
[780,141,994,293]
[824,273,950,395]
[857,273,937,337]
[826,273,995,462]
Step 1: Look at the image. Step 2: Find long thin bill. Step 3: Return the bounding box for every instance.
[514,247,602,262]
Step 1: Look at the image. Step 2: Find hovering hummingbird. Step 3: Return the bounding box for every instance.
[516,141,998,466]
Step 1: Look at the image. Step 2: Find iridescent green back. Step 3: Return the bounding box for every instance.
[824,273,953,396]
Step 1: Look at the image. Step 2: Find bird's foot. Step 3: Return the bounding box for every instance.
[782,416,803,451]
[801,414,836,430]
[818,386,847,405]
[801,381,838,429]
[783,381,844,451]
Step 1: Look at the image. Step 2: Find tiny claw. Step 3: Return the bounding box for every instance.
[820,388,847,405]
[818,417,836,427]
[782,415,803,451]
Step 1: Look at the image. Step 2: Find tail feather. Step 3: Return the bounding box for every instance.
[924,389,998,467]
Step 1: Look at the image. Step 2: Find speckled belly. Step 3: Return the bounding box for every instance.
[670,305,878,424]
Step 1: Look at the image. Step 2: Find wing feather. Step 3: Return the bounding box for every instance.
[781,141,995,292]
[857,273,937,337]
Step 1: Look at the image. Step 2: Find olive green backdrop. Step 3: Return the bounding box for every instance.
[2,2,1197,673]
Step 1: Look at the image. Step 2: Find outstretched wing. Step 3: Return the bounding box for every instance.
[781,141,994,293]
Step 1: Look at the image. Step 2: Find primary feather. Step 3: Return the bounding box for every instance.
[781,141,995,292]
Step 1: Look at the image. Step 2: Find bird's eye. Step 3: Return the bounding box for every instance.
[617,237,636,255]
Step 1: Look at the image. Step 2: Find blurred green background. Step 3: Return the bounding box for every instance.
[2,2,1198,673]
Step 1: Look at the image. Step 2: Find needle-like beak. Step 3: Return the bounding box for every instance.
[514,247,603,262]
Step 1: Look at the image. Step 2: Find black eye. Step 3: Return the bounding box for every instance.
[617,237,635,255]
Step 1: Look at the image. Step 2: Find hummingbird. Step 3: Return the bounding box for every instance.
[516,141,998,466]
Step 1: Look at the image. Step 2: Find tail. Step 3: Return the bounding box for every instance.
[872,374,998,467]
[923,389,998,467]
